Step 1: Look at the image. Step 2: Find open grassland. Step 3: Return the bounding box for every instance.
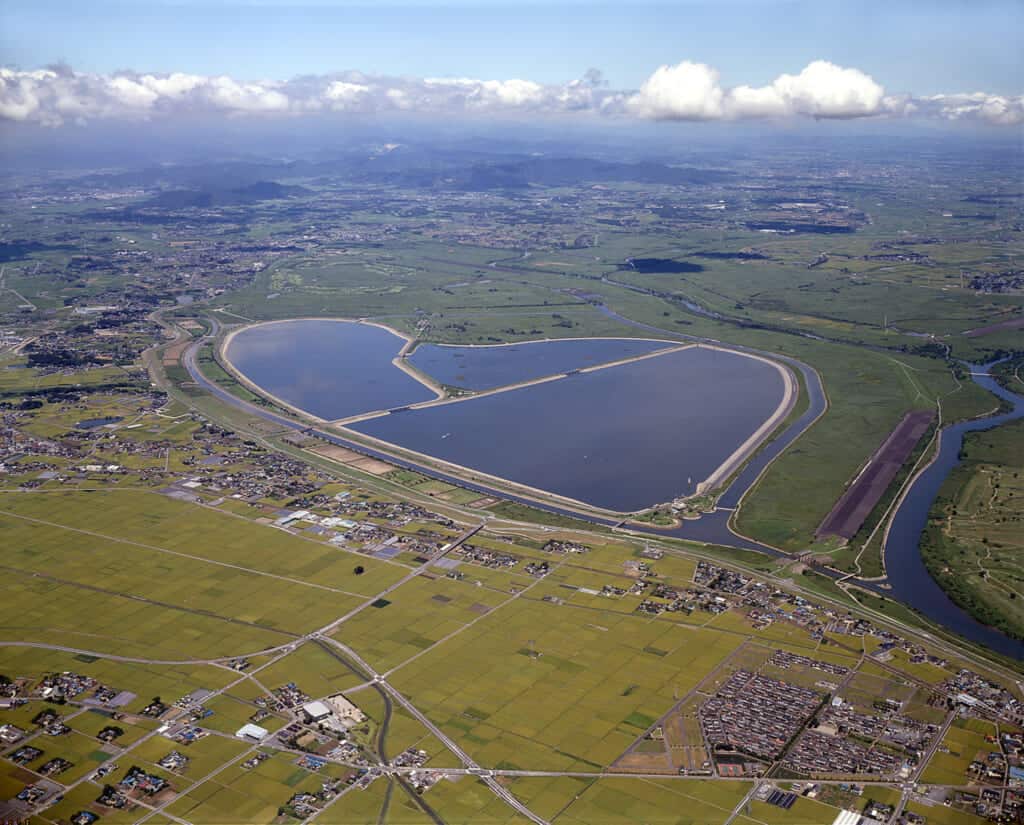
[213,204,1022,359]
[745,796,843,825]
[163,750,349,824]
[731,343,992,552]
[0,572,291,661]
[920,419,1024,640]
[332,574,513,674]
[385,777,534,824]
[904,798,989,825]
[0,361,143,396]
[254,642,367,699]
[0,488,405,597]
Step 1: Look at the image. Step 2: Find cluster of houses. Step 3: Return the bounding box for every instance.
[700,670,822,767]
[785,728,903,778]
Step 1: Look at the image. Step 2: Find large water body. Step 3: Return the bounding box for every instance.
[352,346,786,511]
[597,305,1024,658]
[228,320,786,511]
[211,317,1024,657]
[225,320,437,420]
[409,338,672,391]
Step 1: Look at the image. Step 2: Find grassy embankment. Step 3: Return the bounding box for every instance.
[919,418,1024,640]
[214,248,1001,558]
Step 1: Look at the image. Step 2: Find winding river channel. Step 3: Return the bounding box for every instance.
[884,361,1024,659]
[192,314,1023,658]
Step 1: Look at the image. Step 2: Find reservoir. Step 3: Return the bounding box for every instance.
[224,320,437,421]
[208,315,1021,656]
[351,345,788,512]
[409,338,672,391]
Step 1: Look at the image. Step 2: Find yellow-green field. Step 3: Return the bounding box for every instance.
[386,597,743,771]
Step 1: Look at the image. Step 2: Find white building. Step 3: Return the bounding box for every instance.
[236,723,268,741]
[301,700,333,723]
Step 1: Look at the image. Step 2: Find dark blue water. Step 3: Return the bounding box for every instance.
[408,338,672,391]
[74,416,124,430]
[885,361,1024,660]
[591,304,826,512]
[352,346,786,512]
[225,320,436,420]
[204,315,1023,657]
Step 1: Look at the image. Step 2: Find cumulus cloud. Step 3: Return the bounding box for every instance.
[627,61,725,120]
[918,92,1024,126]
[630,59,886,120]
[324,80,369,109]
[0,62,1019,127]
[760,60,885,119]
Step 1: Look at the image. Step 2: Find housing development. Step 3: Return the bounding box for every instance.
[1,9,1023,821]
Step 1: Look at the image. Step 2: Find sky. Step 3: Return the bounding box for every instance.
[1,0,1022,129]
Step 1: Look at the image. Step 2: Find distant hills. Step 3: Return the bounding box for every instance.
[84,149,733,199]
[393,157,732,190]
[145,180,312,209]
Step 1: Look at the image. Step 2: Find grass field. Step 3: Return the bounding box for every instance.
[919,418,1024,639]
[163,750,347,824]
[507,776,753,825]
[332,573,513,674]
[0,492,388,659]
[733,342,992,552]
[921,717,997,785]
[385,597,744,772]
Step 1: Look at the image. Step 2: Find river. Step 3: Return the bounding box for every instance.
[198,314,1023,658]
[884,361,1024,660]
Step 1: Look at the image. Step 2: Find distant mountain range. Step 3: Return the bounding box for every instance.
[82,148,733,201]
[361,154,732,189]
[145,180,313,208]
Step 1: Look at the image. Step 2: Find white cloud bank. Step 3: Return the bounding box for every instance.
[0,61,1020,127]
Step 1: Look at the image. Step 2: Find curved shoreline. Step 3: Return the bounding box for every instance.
[220,316,796,513]
[883,360,1024,660]
[186,314,1021,661]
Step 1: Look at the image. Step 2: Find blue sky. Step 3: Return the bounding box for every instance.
[2,0,1021,96]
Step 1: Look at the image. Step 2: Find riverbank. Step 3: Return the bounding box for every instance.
[883,359,1024,660]
[918,417,1024,642]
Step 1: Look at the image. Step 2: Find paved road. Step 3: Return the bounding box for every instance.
[311,633,550,824]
